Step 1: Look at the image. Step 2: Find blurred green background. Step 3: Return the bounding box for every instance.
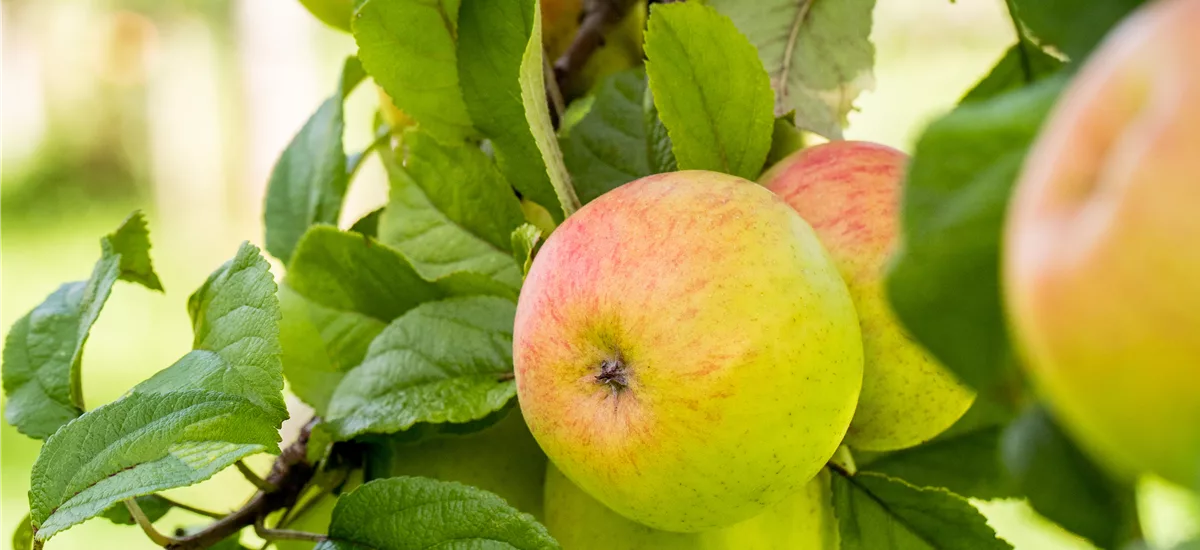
[1,0,1197,548]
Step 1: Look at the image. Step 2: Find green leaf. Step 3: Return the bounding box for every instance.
[316,477,560,550]
[510,224,542,277]
[708,0,875,139]
[861,427,1010,501]
[98,495,173,525]
[644,2,775,180]
[322,297,517,441]
[264,57,366,264]
[400,131,524,252]
[643,83,677,175]
[961,41,1064,104]
[764,112,806,169]
[3,212,162,439]
[11,513,31,550]
[106,211,164,291]
[859,399,1016,500]
[377,149,523,295]
[353,0,477,142]
[832,471,1011,550]
[458,0,575,220]
[280,227,514,412]
[349,207,385,238]
[885,76,1065,392]
[30,391,278,541]
[137,243,288,420]
[1002,405,1138,549]
[1009,0,1145,60]
[28,243,285,543]
[558,68,649,205]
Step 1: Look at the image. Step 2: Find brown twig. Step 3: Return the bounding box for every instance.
[550,0,639,118]
[164,419,319,550]
[235,461,278,493]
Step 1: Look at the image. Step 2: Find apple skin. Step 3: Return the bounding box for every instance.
[514,170,863,532]
[366,408,548,519]
[275,410,546,550]
[544,463,839,549]
[1003,0,1200,487]
[761,141,975,452]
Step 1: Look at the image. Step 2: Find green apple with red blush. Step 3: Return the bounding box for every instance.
[762,140,976,452]
[513,170,863,532]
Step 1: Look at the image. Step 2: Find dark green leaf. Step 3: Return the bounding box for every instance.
[28,243,285,543]
[98,495,173,525]
[322,297,517,441]
[348,207,384,238]
[708,0,875,139]
[643,83,677,175]
[11,513,31,550]
[961,41,1064,104]
[832,471,1011,550]
[264,57,366,264]
[1009,0,1144,60]
[3,212,162,439]
[1002,405,1138,549]
[377,150,523,295]
[281,227,514,413]
[559,68,649,205]
[315,477,559,550]
[511,224,542,278]
[886,76,1064,392]
[400,131,524,252]
[458,0,574,220]
[644,2,775,180]
[353,0,477,142]
[859,398,1016,500]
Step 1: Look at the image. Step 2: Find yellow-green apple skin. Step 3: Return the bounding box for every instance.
[514,171,863,532]
[297,0,353,32]
[544,463,839,549]
[368,408,548,519]
[1003,0,1200,487]
[762,141,975,452]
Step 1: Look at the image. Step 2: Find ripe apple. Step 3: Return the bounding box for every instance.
[543,463,839,549]
[1003,0,1200,486]
[761,141,975,451]
[514,170,863,532]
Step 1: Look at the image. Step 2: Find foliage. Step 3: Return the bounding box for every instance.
[1,0,1173,548]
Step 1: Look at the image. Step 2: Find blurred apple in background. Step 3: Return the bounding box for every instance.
[1004,0,1200,488]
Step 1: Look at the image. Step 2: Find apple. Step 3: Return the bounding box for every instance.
[543,463,839,549]
[274,410,545,550]
[297,0,353,32]
[1003,0,1200,486]
[761,141,975,451]
[368,408,548,519]
[514,170,863,532]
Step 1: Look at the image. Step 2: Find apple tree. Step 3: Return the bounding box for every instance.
[5,0,1198,549]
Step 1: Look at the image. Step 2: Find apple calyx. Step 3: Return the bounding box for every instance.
[595,356,629,396]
